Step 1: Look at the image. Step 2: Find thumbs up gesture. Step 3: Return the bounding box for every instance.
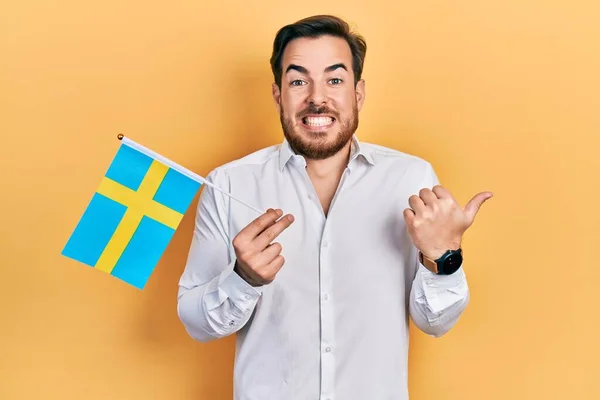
[403,185,493,261]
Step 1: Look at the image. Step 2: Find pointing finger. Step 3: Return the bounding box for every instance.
[238,208,283,241]
[253,214,295,250]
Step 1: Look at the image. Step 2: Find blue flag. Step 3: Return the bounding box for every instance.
[62,136,202,289]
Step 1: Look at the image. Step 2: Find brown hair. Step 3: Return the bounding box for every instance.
[269,15,367,88]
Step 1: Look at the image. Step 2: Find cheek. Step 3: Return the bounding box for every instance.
[281,96,303,116]
[331,91,355,110]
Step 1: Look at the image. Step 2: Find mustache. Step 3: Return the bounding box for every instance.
[296,104,338,119]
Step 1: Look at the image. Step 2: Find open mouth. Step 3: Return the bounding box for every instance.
[301,115,336,129]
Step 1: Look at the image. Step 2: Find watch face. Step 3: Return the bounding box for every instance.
[442,252,463,274]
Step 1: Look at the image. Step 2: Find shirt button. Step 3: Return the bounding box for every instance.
[229,320,235,326]
[323,293,329,300]
[325,346,332,352]
[245,294,251,300]
[323,241,328,248]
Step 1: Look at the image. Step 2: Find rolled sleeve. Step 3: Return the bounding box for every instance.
[216,264,263,310]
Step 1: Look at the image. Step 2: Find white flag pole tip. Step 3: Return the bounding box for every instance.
[115,133,264,215]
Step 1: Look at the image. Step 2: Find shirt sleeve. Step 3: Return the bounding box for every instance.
[409,262,470,337]
[407,161,470,337]
[176,167,262,343]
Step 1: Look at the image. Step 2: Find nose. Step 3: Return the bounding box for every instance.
[308,82,327,106]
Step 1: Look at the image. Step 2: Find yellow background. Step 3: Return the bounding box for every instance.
[1,1,598,399]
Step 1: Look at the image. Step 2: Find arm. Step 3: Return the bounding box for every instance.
[176,168,261,343]
[404,162,491,337]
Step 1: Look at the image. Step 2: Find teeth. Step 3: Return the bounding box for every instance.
[304,116,333,126]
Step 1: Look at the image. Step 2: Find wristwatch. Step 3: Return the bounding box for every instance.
[419,248,463,275]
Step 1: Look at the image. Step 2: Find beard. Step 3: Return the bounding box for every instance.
[280,102,359,160]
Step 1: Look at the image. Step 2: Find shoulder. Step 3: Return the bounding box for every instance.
[361,141,434,172]
[218,144,280,171]
[359,141,439,187]
[204,143,281,183]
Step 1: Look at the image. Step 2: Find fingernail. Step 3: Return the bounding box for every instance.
[276,209,283,216]
[287,215,294,222]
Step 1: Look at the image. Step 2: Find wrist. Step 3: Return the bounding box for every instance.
[419,248,463,275]
[421,240,462,261]
[234,261,261,287]
[233,261,250,282]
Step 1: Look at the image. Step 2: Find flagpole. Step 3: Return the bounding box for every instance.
[117,134,265,215]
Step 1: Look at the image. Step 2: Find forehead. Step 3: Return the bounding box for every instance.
[282,35,353,72]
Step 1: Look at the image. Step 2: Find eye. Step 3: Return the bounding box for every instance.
[329,78,343,85]
[290,80,306,86]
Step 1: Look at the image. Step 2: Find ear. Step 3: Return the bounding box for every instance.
[355,79,366,111]
[272,82,282,113]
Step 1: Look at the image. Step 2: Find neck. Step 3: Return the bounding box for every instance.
[305,139,352,179]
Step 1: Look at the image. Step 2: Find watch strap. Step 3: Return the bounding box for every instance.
[419,252,439,274]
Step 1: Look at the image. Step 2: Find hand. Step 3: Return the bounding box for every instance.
[403,185,493,260]
[232,208,295,286]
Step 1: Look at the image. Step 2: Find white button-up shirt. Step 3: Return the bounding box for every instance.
[177,136,470,400]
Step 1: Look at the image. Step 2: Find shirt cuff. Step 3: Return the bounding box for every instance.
[418,262,468,314]
[219,263,263,305]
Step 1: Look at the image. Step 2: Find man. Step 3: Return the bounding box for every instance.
[177,14,492,400]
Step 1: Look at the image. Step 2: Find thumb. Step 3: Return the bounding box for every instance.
[464,191,493,222]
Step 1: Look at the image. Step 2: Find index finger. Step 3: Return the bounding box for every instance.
[432,185,454,200]
[237,208,283,242]
[252,213,295,250]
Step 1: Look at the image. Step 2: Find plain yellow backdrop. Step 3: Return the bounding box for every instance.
[1,1,599,399]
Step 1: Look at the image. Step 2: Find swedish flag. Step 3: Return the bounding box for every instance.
[61,136,202,289]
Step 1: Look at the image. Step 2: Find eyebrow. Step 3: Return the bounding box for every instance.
[285,63,348,74]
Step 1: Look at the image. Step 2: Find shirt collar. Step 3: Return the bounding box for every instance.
[278,135,375,172]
